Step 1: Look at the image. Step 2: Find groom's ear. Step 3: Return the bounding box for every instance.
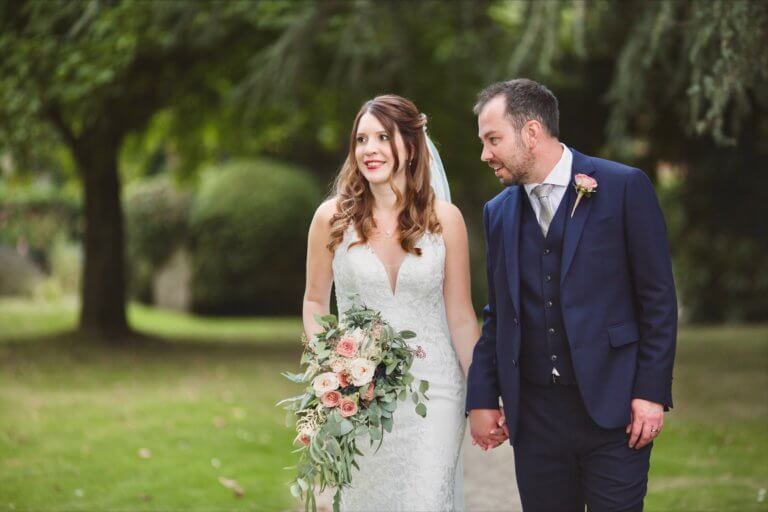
[522,120,543,149]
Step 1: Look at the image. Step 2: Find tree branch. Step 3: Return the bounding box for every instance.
[43,102,78,150]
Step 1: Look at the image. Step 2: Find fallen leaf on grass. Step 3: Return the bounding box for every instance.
[218,476,244,498]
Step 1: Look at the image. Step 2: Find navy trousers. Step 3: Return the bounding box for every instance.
[513,378,652,512]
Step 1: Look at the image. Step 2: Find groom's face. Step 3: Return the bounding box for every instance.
[478,96,534,186]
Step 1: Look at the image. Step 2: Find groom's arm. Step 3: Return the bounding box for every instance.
[466,203,501,412]
[624,169,678,409]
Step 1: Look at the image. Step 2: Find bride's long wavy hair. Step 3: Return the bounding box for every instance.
[327,95,441,255]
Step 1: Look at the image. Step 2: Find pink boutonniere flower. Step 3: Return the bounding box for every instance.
[571,173,598,218]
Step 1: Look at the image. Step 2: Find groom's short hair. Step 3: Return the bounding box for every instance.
[474,78,559,138]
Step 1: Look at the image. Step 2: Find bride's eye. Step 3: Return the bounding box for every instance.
[380,134,390,141]
[356,136,367,143]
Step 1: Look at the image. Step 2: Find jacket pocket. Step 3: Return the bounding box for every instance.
[607,321,640,348]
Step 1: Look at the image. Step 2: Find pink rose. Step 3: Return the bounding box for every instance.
[321,390,342,408]
[571,174,598,218]
[339,398,358,418]
[295,432,311,446]
[335,337,359,358]
[337,371,351,388]
[363,383,375,402]
[574,173,598,192]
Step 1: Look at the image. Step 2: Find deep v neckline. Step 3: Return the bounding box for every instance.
[366,243,410,296]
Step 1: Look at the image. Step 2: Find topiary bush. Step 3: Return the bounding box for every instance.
[124,176,192,303]
[189,158,321,315]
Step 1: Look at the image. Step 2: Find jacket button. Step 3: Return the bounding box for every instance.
[551,354,557,362]
[513,317,519,325]
[545,275,552,282]
[511,359,518,367]
[543,248,551,255]
[548,327,556,335]
[546,300,553,308]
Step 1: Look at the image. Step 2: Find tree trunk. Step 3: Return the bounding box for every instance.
[73,133,131,340]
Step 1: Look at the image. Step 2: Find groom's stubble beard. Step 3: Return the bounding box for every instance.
[499,140,536,187]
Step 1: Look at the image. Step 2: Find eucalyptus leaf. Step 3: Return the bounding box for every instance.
[281,371,306,384]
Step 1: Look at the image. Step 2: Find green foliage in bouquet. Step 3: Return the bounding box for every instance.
[279,302,429,512]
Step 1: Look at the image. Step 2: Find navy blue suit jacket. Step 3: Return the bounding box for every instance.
[466,148,677,442]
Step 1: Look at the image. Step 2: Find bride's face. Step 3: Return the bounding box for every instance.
[355,112,408,186]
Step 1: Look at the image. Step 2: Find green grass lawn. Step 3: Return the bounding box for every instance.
[646,325,768,511]
[0,298,766,511]
[0,298,304,511]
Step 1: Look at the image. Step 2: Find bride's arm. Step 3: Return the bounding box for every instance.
[437,200,480,378]
[302,199,336,340]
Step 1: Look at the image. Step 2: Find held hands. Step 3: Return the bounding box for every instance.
[626,398,664,450]
[469,408,509,450]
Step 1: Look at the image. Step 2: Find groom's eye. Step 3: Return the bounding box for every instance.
[490,137,500,145]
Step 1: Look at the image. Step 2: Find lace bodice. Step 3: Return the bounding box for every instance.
[332,224,465,511]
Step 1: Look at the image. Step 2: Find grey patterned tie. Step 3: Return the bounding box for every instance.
[532,184,554,236]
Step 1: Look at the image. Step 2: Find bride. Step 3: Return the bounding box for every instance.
[302,94,488,511]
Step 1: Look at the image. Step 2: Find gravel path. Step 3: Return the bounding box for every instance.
[306,432,522,511]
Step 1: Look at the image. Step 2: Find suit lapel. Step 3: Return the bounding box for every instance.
[561,149,597,284]
[502,187,522,316]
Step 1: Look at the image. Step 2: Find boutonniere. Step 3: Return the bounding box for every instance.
[571,173,598,218]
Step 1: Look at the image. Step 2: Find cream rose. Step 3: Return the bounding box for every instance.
[350,328,369,346]
[349,358,376,386]
[312,372,340,396]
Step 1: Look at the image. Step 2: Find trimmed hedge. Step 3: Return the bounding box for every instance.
[189,159,321,315]
[125,177,192,302]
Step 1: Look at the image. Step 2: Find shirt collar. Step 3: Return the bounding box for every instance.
[524,143,573,196]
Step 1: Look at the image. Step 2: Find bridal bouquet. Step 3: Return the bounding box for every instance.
[279,302,429,512]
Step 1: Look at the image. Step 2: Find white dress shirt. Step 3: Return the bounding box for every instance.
[524,143,573,223]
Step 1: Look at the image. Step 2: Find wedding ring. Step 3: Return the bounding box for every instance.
[650,427,660,433]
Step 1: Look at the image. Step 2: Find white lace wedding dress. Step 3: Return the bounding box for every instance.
[332,224,466,512]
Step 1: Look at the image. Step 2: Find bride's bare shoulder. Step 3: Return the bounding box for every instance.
[312,197,340,226]
[433,199,466,231]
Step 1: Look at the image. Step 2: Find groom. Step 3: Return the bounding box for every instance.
[466,79,677,511]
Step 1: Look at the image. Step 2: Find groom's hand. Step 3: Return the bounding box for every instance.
[469,408,508,450]
[627,398,665,450]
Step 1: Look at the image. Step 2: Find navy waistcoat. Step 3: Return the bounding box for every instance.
[518,186,576,385]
